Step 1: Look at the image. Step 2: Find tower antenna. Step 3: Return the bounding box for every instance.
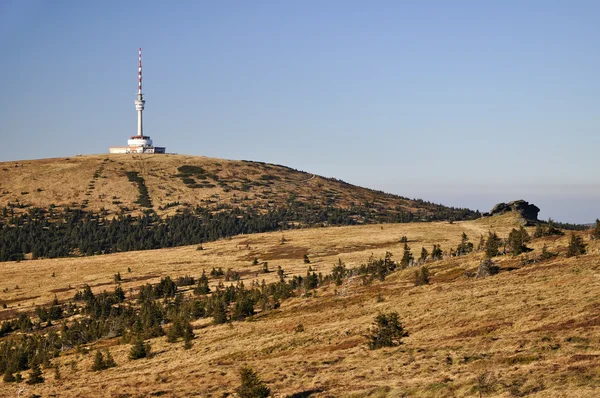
[138,48,142,94]
[134,48,145,137]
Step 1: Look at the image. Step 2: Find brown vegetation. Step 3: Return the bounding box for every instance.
[0,213,599,396]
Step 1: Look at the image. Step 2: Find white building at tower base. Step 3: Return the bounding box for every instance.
[109,136,166,154]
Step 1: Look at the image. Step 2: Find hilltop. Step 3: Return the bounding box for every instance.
[0,154,476,221]
[0,214,599,397]
[0,154,479,262]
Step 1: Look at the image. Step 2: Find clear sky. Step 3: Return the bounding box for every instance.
[1,1,598,223]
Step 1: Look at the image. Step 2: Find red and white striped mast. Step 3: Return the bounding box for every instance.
[134,48,145,137]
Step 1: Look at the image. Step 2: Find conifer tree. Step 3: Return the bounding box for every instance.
[507,226,531,255]
[104,349,117,368]
[456,232,474,256]
[129,337,151,360]
[367,312,408,349]
[236,366,271,398]
[91,350,106,371]
[194,271,211,295]
[419,247,428,262]
[484,231,502,258]
[431,244,443,260]
[183,320,194,350]
[26,362,44,384]
[593,219,600,239]
[400,243,413,268]
[566,233,587,257]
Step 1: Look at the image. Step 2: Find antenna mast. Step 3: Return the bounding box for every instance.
[134,48,145,137]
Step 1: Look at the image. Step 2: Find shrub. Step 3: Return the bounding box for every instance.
[456,232,474,256]
[367,312,408,350]
[484,231,502,258]
[26,362,44,384]
[129,337,151,360]
[91,350,106,371]
[477,258,499,278]
[400,243,413,268]
[414,266,430,286]
[539,244,557,260]
[236,366,271,398]
[507,226,531,255]
[566,233,586,257]
[419,247,429,262]
[592,219,600,240]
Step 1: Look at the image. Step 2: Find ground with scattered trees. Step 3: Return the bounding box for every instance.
[0,214,599,397]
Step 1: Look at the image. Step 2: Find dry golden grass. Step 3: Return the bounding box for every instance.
[1,214,599,397]
[0,154,422,218]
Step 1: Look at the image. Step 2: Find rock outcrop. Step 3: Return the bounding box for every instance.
[484,200,540,221]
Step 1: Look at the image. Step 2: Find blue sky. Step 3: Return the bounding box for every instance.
[0,1,598,222]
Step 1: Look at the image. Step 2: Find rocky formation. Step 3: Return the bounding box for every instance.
[484,200,540,221]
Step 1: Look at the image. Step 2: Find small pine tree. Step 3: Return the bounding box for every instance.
[400,243,413,268]
[114,272,122,283]
[419,247,429,262]
[566,233,587,257]
[592,219,600,240]
[236,366,271,398]
[212,299,228,325]
[183,320,194,350]
[507,226,531,255]
[129,337,151,360]
[26,363,44,384]
[431,244,443,260]
[367,312,408,350]
[456,232,474,256]
[539,244,557,260]
[484,231,502,258]
[252,257,259,265]
[167,317,183,343]
[303,254,310,264]
[414,266,430,286]
[477,234,485,251]
[104,349,117,368]
[262,262,269,273]
[91,350,106,371]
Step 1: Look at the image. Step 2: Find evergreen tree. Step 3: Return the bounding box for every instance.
[104,349,117,368]
[414,266,430,286]
[484,231,502,258]
[456,232,474,256]
[419,247,428,262]
[91,350,106,371]
[212,299,228,325]
[303,254,310,264]
[367,312,408,350]
[193,271,211,295]
[593,219,600,239]
[182,320,194,350]
[26,362,44,384]
[400,243,413,268]
[236,366,271,398]
[167,317,183,343]
[431,244,443,260]
[129,337,151,360]
[507,226,531,255]
[566,233,587,257]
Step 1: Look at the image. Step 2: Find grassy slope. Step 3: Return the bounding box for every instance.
[0,154,466,219]
[1,214,599,397]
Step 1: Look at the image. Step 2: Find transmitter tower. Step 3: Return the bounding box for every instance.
[109,48,166,154]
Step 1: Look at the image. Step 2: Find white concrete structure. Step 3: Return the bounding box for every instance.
[110,48,166,154]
